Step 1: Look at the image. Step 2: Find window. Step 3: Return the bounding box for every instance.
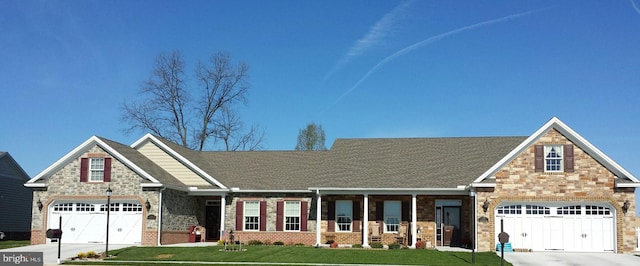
[525,205,550,215]
[53,203,73,212]
[100,203,120,212]
[544,145,563,172]
[76,203,95,212]
[336,200,352,232]
[285,201,300,231]
[244,201,260,231]
[585,205,610,215]
[557,205,581,215]
[384,201,401,232]
[122,203,143,212]
[496,205,522,215]
[89,158,105,182]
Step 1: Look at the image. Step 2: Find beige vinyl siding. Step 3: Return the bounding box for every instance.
[136,142,211,186]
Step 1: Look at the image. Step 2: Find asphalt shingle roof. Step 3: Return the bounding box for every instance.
[152,136,526,190]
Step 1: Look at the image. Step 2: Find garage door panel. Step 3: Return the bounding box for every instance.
[48,202,142,245]
[496,203,614,253]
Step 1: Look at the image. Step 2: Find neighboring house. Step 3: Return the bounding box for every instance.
[0,152,33,240]
[25,117,639,253]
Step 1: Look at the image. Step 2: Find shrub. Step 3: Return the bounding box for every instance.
[351,244,363,248]
[415,240,426,249]
[86,251,96,258]
[370,242,384,249]
[294,243,306,247]
[218,239,226,246]
[76,252,87,259]
[388,243,401,250]
[247,240,263,246]
[273,241,284,246]
[330,241,338,248]
[263,240,272,246]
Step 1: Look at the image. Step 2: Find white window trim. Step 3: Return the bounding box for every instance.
[384,201,401,233]
[336,200,353,232]
[544,145,564,172]
[284,201,301,232]
[244,201,260,231]
[89,158,105,182]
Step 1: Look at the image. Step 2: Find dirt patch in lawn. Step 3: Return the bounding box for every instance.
[154,254,175,259]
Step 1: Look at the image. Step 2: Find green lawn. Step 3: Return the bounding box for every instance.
[0,240,30,250]
[65,245,511,266]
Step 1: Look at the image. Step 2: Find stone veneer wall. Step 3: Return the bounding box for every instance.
[159,189,200,245]
[475,129,637,253]
[30,145,160,246]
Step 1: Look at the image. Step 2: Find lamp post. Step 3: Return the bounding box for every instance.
[105,186,112,257]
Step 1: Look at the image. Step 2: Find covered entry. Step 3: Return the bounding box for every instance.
[48,201,143,244]
[495,202,615,252]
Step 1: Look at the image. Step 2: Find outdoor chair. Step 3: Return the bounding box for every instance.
[369,224,382,243]
[395,224,407,245]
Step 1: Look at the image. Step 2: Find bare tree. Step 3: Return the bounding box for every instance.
[210,107,264,151]
[295,122,327,151]
[122,50,264,151]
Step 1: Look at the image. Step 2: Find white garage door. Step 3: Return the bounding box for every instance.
[495,203,614,252]
[48,201,143,244]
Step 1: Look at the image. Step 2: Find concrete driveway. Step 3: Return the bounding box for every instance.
[503,252,640,266]
[1,243,134,265]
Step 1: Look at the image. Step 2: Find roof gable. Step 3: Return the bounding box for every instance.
[473,117,639,186]
[0,152,30,181]
[26,136,165,187]
[131,134,227,189]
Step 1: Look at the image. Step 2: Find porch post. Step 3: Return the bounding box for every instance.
[411,193,417,248]
[315,191,322,247]
[220,195,226,239]
[363,194,369,247]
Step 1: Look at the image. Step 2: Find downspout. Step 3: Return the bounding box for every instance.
[157,187,166,246]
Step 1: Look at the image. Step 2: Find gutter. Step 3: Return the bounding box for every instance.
[157,187,166,246]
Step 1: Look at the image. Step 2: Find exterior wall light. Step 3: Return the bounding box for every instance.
[145,199,151,211]
[482,199,490,213]
[37,199,43,212]
[622,199,630,215]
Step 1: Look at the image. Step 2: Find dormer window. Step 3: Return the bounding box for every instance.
[544,145,563,172]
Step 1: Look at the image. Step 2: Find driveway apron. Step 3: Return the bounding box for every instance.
[503,252,640,266]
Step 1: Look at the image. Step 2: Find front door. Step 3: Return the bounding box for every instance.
[435,200,462,246]
[205,200,221,241]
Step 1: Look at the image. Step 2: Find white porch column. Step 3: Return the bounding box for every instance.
[315,191,322,247]
[363,194,369,247]
[411,193,417,248]
[220,195,226,238]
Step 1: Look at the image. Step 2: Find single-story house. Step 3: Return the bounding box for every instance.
[25,117,638,253]
[0,152,33,240]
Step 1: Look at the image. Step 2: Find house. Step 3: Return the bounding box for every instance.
[0,152,32,240]
[24,117,638,253]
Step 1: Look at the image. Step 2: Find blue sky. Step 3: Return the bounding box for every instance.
[1,0,639,213]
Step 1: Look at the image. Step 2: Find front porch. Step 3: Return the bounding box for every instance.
[313,191,475,249]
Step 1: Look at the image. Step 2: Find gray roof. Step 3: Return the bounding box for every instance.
[156,136,526,190]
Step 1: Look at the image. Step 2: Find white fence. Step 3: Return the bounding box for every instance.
[637,227,640,252]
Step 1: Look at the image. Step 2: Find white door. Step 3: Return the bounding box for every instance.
[48,201,142,244]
